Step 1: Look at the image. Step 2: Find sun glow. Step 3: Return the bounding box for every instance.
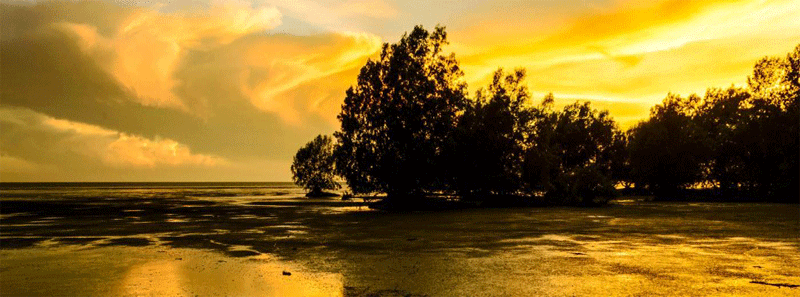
[1,0,797,181]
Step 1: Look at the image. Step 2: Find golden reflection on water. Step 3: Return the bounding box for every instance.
[0,245,344,297]
[2,234,799,296]
[122,260,185,296]
[2,201,799,297]
[118,252,344,297]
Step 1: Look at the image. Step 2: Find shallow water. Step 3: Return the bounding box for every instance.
[1,183,798,296]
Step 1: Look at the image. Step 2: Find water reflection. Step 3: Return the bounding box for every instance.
[119,252,344,297]
[2,246,345,297]
[2,230,799,296]
[122,260,186,296]
[2,184,799,296]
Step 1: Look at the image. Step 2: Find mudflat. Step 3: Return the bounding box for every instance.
[1,184,798,296]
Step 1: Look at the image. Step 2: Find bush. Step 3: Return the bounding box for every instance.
[291,135,340,196]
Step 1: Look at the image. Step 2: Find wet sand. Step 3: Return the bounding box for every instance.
[1,189,799,296]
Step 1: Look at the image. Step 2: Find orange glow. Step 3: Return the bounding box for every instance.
[1,0,797,181]
[453,0,800,127]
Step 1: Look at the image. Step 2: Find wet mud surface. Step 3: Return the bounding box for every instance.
[1,186,799,296]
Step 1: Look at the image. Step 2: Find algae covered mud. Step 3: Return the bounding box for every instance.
[1,183,798,296]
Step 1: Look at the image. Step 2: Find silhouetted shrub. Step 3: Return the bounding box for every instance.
[291,135,340,197]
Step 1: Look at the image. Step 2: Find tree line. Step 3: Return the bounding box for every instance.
[292,25,799,206]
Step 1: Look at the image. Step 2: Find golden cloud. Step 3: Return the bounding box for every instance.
[2,0,796,181]
[104,134,223,167]
[6,1,383,127]
[48,1,282,111]
[0,154,50,175]
[1,107,226,168]
[451,0,800,124]
[232,32,382,125]
[266,0,397,29]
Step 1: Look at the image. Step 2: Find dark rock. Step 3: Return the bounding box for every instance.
[227,250,260,257]
[305,191,339,198]
[750,280,799,288]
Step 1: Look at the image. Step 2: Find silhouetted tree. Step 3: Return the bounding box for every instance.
[662,45,800,202]
[749,47,800,108]
[334,25,468,202]
[738,46,799,201]
[627,94,711,197]
[526,98,624,205]
[609,132,632,188]
[449,68,532,198]
[324,24,798,206]
[695,87,751,196]
[291,135,340,197]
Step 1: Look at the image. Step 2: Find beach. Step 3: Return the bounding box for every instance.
[1,183,798,296]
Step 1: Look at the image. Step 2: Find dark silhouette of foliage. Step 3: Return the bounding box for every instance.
[609,132,632,188]
[334,25,468,201]
[695,87,751,196]
[627,94,710,197]
[627,44,798,202]
[734,45,798,201]
[291,135,340,197]
[449,68,532,198]
[296,24,799,207]
[526,98,625,205]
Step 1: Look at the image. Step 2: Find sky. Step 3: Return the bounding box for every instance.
[1,0,798,182]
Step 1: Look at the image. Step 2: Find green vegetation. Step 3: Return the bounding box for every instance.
[291,135,340,197]
[292,25,799,206]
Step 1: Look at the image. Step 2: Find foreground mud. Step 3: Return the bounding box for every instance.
[1,188,798,296]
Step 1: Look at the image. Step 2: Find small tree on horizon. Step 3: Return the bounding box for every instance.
[291,135,340,196]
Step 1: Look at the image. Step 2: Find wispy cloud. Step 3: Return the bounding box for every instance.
[1,0,797,180]
[1,107,226,169]
[451,0,800,125]
[231,32,382,124]
[0,154,52,175]
[265,0,397,31]
[48,1,282,111]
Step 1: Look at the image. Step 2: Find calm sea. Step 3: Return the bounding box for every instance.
[0,182,307,201]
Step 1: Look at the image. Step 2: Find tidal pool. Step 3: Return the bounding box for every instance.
[1,184,798,296]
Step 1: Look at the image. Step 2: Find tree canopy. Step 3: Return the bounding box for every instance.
[334,25,468,200]
[627,44,799,201]
[449,68,532,198]
[290,25,799,207]
[526,99,625,205]
[628,94,710,196]
[291,135,340,197]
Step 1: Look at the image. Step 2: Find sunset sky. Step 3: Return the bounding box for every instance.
[1,0,798,182]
